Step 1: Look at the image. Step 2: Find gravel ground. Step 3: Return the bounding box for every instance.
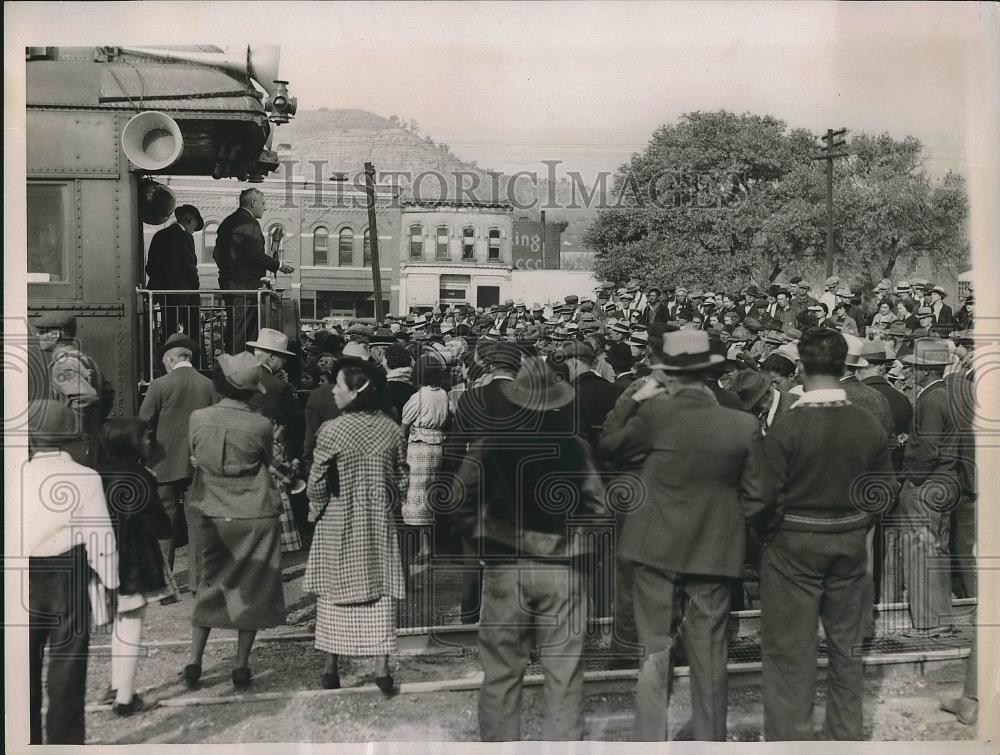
[60,545,978,743]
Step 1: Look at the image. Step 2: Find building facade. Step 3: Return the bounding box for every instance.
[397,201,515,311]
[142,175,401,319]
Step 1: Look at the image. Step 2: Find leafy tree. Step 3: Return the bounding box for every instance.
[586,111,969,291]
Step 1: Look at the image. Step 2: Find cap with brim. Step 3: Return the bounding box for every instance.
[824,275,840,288]
[861,340,891,363]
[627,331,649,348]
[763,330,788,345]
[886,322,913,338]
[34,311,76,330]
[370,327,396,346]
[930,285,948,297]
[742,317,763,333]
[917,306,934,318]
[653,330,725,372]
[218,352,267,393]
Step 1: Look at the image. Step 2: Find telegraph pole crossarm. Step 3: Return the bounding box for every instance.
[814,127,849,278]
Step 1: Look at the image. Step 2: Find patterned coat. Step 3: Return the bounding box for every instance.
[305,410,408,604]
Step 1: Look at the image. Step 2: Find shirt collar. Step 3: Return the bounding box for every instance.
[791,387,847,407]
[766,388,781,426]
[917,377,944,399]
[171,360,193,370]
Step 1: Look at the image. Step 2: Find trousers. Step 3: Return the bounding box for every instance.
[29,545,91,744]
[157,480,191,569]
[760,527,868,741]
[898,481,954,630]
[477,562,586,741]
[950,494,977,598]
[631,563,731,741]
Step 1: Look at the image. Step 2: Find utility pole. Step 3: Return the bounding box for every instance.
[364,162,385,323]
[813,128,848,277]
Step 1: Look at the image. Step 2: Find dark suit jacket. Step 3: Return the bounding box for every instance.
[303,385,340,473]
[138,365,217,483]
[562,371,623,448]
[903,377,975,496]
[600,386,768,577]
[214,207,278,290]
[250,365,306,460]
[861,375,912,435]
[146,223,199,291]
[636,302,668,326]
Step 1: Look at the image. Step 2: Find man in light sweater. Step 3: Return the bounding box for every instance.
[26,400,119,744]
[759,328,895,741]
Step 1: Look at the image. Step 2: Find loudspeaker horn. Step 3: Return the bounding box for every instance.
[122,111,183,171]
[139,179,177,225]
[121,45,282,97]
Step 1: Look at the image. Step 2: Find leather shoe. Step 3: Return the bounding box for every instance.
[321,672,341,690]
[182,664,201,689]
[232,667,252,690]
[940,695,978,725]
[113,694,148,717]
[374,675,397,697]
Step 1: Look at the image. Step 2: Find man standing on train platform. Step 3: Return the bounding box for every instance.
[138,331,217,593]
[758,327,895,741]
[34,312,114,468]
[599,329,769,741]
[213,188,294,353]
[146,204,204,341]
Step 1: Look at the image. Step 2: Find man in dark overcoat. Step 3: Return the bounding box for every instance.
[599,329,768,741]
[213,188,293,352]
[247,328,305,462]
[138,332,217,590]
[146,204,203,340]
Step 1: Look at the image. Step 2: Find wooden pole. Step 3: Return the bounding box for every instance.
[825,130,834,278]
[364,162,385,322]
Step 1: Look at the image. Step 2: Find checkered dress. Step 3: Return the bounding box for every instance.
[304,411,407,606]
[271,431,303,553]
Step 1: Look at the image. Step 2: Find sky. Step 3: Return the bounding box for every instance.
[5,1,996,181]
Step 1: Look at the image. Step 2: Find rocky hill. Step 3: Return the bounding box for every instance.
[275,109,602,255]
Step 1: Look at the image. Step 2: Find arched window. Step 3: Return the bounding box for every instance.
[338,227,354,266]
[409,224,424,259]
[363,228,372,266]
[202,221,219,263]
[488,228,501,261]
[267,223,285,255]
[462,226,475,260]
[313,226,329,266]
[436,225,450,260]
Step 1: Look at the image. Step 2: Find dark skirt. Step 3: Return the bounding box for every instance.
[192,515,286,630]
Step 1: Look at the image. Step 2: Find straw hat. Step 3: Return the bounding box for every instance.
[652,330,724,372]
[246,328,293,356]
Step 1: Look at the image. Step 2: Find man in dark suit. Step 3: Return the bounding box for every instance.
[146,204,203,340]
[636,287,668,326]
[213,188,294,352]
[598,329,768,741]
[555,341,624,448]
[137,332,217,590]
[247,328,306,462]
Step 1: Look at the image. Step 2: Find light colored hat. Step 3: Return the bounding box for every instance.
[342,341,371,360]
[824,275,840,288]
[843,334,869,368]
[653,330,724,372]
[899,338,958,367]
[217,352,267,393]
[246,328,293,356]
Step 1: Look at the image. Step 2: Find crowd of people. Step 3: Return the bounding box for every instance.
[24,186,979,744]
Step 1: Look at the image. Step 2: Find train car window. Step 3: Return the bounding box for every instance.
[313,226,329,266]
[338,228,353,266]
[202,222,219,263]
[27,182,71,282]
[363,228,372,266]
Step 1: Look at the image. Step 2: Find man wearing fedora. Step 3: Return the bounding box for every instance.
[214,188,294,353]
[248,328,306,463]
[146,203,204,340]
[599,329,768,741]
[451,357,608,741]
[138,332,217,590]
[758,328,894,741]
[898,338,972,636]
[34,311,115,468]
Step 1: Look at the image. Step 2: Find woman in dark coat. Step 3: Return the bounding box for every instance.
[99,418,178,716]
[184,352,286,691]
[305,356,407,694]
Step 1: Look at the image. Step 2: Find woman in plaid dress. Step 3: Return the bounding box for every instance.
[305,356,408,695]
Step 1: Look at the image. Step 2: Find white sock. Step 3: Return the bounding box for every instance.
[111,605,146,704]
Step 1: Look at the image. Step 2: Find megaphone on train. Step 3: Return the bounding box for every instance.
[138,179,177,225]
[122,111,184,171]
[120,45,282,97]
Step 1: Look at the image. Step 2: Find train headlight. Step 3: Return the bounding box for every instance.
[266,81,297,124]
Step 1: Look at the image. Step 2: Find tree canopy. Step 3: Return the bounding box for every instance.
[585,110,969,291]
